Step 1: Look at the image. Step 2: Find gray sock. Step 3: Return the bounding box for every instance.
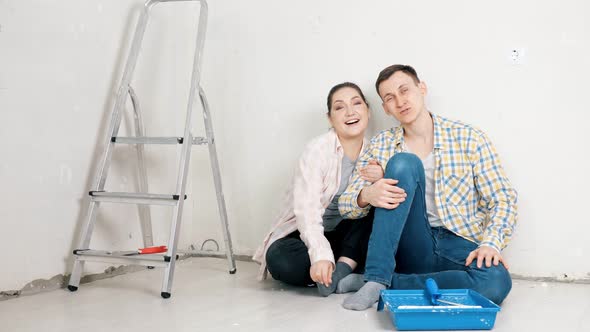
[342,281,386,311]
[317,262,353,297]
[336,273,365,294]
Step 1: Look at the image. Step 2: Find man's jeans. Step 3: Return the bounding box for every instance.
[364,153,512,304]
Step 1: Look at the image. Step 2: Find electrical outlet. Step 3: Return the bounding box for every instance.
[509,48,526,65]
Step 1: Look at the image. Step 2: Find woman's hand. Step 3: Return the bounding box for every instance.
[310,260,334,286]
[360,160,384,183]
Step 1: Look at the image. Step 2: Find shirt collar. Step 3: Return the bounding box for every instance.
[431,113,447,150]
[330,128,367,156]
[392,112,447,150]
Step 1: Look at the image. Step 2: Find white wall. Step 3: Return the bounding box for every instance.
[1,0,588,291]
[0,0,201,290]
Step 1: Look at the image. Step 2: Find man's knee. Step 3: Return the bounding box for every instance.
[474,265,512,305]
[384,153,423,180]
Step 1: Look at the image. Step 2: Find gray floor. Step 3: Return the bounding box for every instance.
[1,258,589,332]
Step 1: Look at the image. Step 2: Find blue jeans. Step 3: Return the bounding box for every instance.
[363,153,512,305]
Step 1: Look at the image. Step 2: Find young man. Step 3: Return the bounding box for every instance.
[337,65,518,310]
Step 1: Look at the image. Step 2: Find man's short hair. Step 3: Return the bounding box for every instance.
[375,64,421,96]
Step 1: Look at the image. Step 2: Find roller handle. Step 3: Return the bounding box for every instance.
[425,278,441,305]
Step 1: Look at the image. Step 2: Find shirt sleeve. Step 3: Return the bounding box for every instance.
[471,132,518,252]
[339,139,381,219]
[293,141,334,266]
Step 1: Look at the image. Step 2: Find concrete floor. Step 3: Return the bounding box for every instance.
[1,258,589,332]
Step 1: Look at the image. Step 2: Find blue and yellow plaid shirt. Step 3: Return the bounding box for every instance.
[339,113,518,252]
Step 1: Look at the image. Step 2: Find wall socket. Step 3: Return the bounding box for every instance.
[509,48,526,65]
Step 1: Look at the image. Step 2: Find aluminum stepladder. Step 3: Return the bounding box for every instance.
[67,0,236,299]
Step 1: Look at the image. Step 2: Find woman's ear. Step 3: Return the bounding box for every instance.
[327,113,334,128]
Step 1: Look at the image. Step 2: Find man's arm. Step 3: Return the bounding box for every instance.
[340,137,407,217]
[466,131,518,268]
[339,148,375,219]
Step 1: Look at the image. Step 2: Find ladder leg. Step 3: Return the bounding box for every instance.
[199,86,236,274]
[162,1,215,298]
[161,133,193,298]
[68,201,100,290]
[129,87,154,248]
[68,261,84,291]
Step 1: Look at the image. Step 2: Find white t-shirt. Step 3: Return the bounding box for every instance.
[402,143,443,227]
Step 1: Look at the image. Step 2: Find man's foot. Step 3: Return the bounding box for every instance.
[336,273,365,294]
[317,262,353,297]
[342,281,385,311]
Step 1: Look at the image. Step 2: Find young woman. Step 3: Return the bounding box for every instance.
[253,82,380,296]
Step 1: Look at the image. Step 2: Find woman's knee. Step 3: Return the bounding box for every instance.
[384,153,423,180]
[266,243,293,276]
[265,239,310,285]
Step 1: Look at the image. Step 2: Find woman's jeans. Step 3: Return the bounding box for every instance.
[364,153,512,305]
[266,213,373,286]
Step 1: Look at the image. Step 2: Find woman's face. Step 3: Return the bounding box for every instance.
[328,87,370,140]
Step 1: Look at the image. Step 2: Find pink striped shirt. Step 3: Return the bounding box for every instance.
[252,129,366,280]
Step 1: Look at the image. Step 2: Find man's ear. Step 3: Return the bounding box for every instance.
[419,81,428,96]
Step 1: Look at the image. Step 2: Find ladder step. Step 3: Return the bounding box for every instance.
[89,191,187,206]
[111,136,209,145]
[73,249,178,267]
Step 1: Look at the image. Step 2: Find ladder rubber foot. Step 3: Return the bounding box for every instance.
[229,268,237,275]
[161,292,171,299]
[147,266,155,269]
[67,285,78,292]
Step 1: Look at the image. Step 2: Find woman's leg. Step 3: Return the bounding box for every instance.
[317,214,373,296]
[265,231,314,286]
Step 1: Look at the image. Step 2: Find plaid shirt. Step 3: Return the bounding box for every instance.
[339,113,518,252]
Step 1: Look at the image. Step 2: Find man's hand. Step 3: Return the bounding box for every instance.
[465,246,509,269]
[358,178,406,209]
[310,260,334,286]
[360,160,384,183]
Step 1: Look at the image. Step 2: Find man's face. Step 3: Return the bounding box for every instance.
[378,71,427,125]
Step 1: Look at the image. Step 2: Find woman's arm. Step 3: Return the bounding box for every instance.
[292,140,335,267]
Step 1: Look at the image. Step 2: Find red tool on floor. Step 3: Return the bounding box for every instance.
[108,246,168,256]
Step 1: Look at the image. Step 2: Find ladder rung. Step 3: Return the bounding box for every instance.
[73,249,178,267]
[192,136,209,145]
[89,191,187,206]
[111,136,209,145]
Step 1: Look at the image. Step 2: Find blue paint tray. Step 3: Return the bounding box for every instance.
[377,279,500,330]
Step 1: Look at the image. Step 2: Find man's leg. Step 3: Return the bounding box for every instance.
[343,153,436,310]
[265,231,314,286]
[391,227,512,305]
